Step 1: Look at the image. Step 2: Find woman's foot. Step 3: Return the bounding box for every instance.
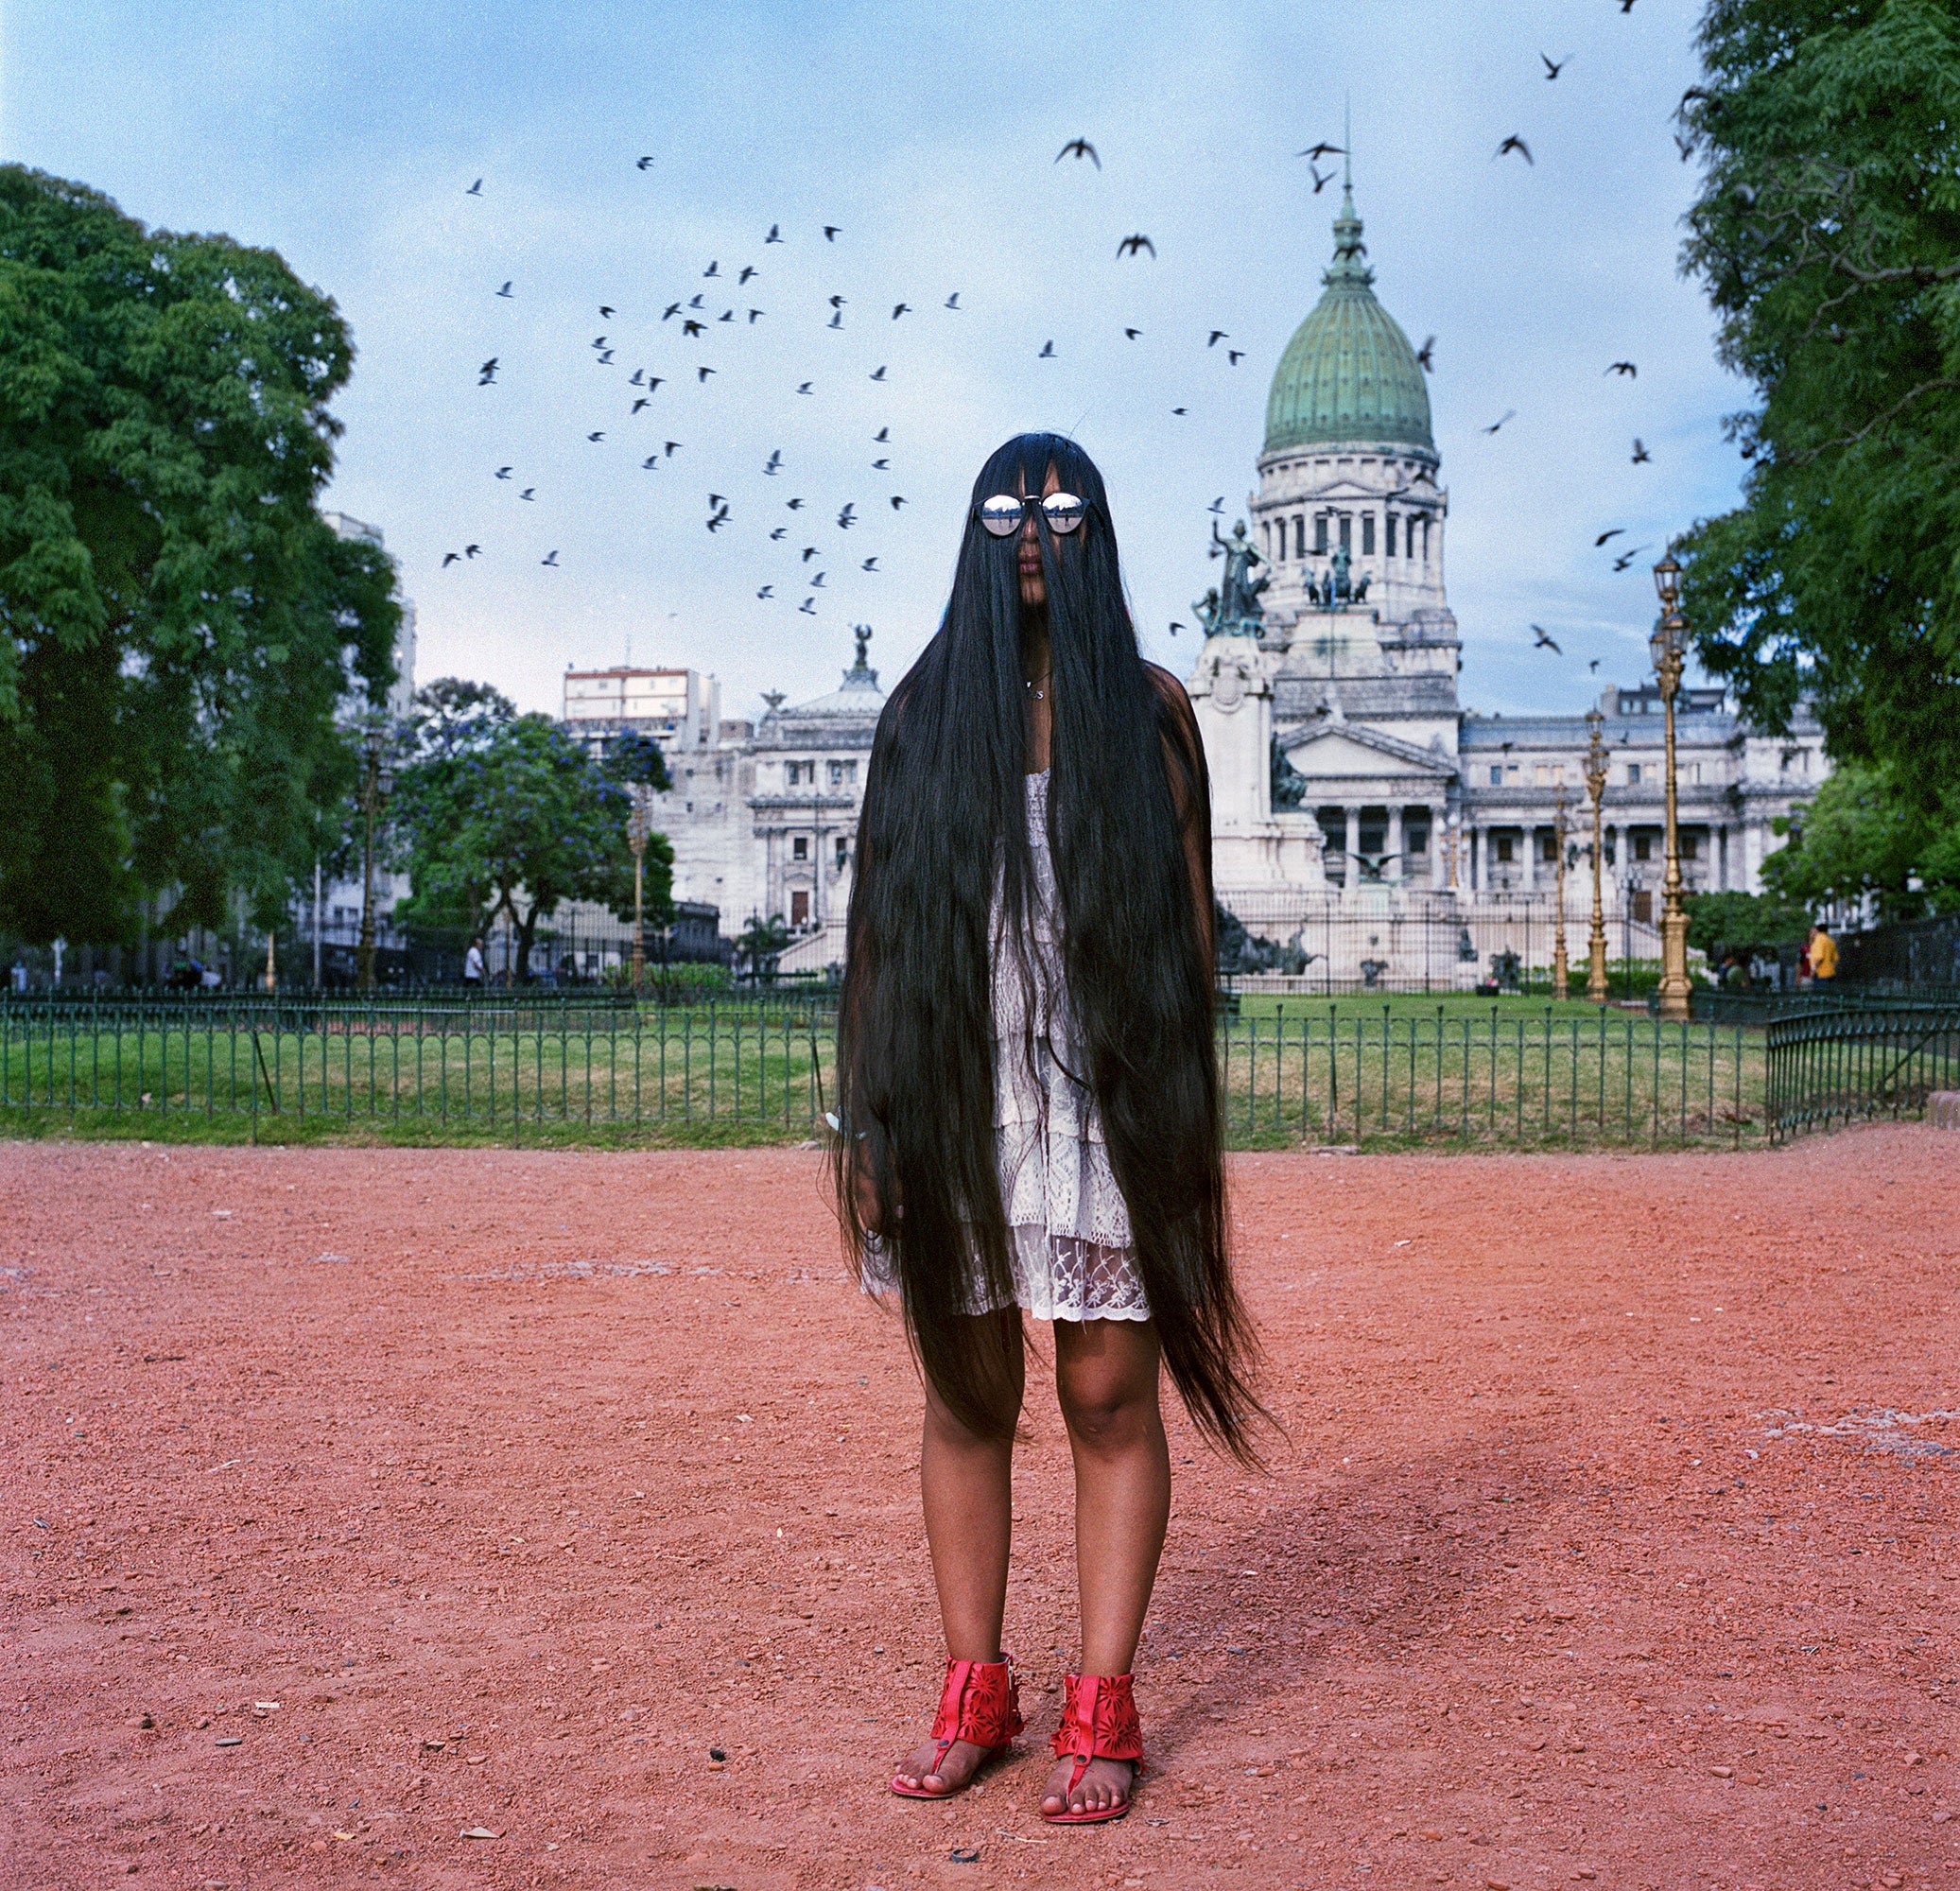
[892,1734,995,1797]
[1040,1751,1136,1818]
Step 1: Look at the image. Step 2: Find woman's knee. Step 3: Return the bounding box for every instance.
[1054,1324,1162,1449]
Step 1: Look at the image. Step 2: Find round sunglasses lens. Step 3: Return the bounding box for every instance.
[1042,493,1086,533]
[979,495,1024,537]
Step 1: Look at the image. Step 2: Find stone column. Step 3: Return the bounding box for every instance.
[1431,807,1447,888]
[1387,806,1404,884]
[1468,825,1481,892]
[1344,807,1360,887]
[1522,823,1537,892]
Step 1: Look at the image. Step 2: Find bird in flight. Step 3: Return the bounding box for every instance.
[739,265,757,284]
[464,544,480,559]
[665,442,682,456]
[764,449,782,475]
[642,455,660,470]
[1207,330,1228,347]
[706,513,728,533]
[1595,528,1625,546]
[870,364,887,381]
[799,598,817,615]
[1416,335,1435,371]
[683,319,705,338]
[747,309,763,323]
[1124,326,1141,339]
[703,260,720,278]
[598,348,615,364]
[1171,406,1188,416]
[717,310,734,323]
[636,155,653,170]
[1168,622,1185,637]
[1532,624,1561,652]
[1038,341,1055,358]
[1674,131,1695,163]
[1541,52,1568,78]
[477,357,498,385]
[1605,360,1638,377]
[873,457,889,469]
[1483,409,1516,433]
[1495,135,1534,165]
[697,367,716,382]
[442,551,460,567]
[875,427,889,442]
[495,466,512,480]
[466,178,482,196]
[599,304,615,318]
[1589,658,1601,672]
[1227,349,1244,365]
[631,398,650,414]
[1208,498,1224,514]
[1296,141,1344,161]
[496,281,512,298]
[824,225,841,241]
[770,527,787,541]
[1620,0,1635,11]
[1631,439,1651,464]
[827,310,843,330]
[1117,234,1156,259]
[757,585,773,599]
[1612,546,1647,572]
[662,303,681,321]
[1309,165,1334,195]
[519,487,534,500]
[945,292,962,309]
[766,223,782,243]
[688,293,704,308]
[891,494,908,509]
[787,497,805,511]
[1055,137,1100,168]
[837,503,856,529]
[811,572,826,588]
[587,431,604,442]
[541,549,559,566]
[892,303,911,319]
[801,546,819,563]
[861,556,879,571]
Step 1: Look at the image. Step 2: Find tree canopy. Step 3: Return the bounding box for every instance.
[1675,0,1960,794]
[0,165,400,946]
[1758,757,1960,916]
[391,680,673,981]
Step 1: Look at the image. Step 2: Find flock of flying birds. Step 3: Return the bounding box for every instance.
[442,4,1687,671]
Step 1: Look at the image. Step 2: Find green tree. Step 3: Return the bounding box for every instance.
[392,680,673,981]
[0,165,399,946]
[1674,0,1960,786]
[1682,888,1814,958]
[734,912,792,980]
[1758,758,1960,916]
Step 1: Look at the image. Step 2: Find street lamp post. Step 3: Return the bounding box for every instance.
[356,720,396,993]
[1552,785,1570,999]
[626,789,652,989]
[1650,552,1692,1023]
[1584,707,1611,1004]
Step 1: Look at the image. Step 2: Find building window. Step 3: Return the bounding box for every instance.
[1339,514,1352,551]
[790,890,809,925]
[1361,514,1376,555]
[1406,822,1429,855]
[1539,830,1558,863]
[1626,762,1643,785]
[1385,514,1397,558]
[1633,832,1652,861]
[1688,762,1702,785]
[1294,514,1306,558]
[1422,517,1431,559]
[1489,765,1503,786]
[1631,889,1653,924]
[827,758,857,787]
[1681,832,1699,861]
[1314,514,1328,553]
[1494,834,1515,864]
[791,836,808,860]
[834,837,848,869]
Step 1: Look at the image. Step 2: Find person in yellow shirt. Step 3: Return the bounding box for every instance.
[1806,924,1838,980]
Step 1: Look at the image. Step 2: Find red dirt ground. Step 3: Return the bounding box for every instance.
[2,1130,1956,1891]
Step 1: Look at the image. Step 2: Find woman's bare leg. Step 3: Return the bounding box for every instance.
[1041,1316,1169,1816]
[892,1310,1024,1794]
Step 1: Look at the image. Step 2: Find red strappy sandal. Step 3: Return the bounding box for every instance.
[889,1655,1024,1799]
[1042,1671,1144,1825]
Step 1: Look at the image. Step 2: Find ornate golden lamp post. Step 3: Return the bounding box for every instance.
[1552,785,1570,999]
[626,789,652,989]
[356,719,396,993]
[1584,707,1611,1004]
[1650,552,1692,1023]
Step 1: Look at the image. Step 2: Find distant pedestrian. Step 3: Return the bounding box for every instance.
[1806,923,1838,982]
[462,937,485,988]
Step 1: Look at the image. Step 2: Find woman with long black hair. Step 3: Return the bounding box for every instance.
[835,432,1264,1824]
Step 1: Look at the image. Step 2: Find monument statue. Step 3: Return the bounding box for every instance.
[1196,518,1268,636]
[1304,541,1371,612]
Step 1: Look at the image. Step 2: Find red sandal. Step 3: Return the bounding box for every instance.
[1042,1671,1144,1825]
[889,1655,1024,1799]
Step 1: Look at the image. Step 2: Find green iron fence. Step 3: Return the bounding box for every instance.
[1765,1002,1960,1143]
[0,994,1800,1150]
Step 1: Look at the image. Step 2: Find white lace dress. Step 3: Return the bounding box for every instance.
[862,770,1151,1323]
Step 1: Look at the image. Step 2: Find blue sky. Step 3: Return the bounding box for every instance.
[4,0,1737,721]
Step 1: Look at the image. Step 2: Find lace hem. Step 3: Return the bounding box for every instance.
[859,1225,1151,1323]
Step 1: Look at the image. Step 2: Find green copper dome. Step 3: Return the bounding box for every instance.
[1264,188,1433,457]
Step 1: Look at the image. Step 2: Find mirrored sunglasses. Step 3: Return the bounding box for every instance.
[978,492,1087,537]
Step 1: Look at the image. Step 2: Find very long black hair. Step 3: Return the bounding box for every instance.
[834,432,1263,1460]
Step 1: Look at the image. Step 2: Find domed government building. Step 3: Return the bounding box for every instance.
[630,182,1825,988]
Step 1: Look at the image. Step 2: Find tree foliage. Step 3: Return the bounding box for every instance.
[1758,757,1960,915]
[0,165,400,944]
[1682,887,1814,958]
[1675,0,1960,794]
[391,679,673,981]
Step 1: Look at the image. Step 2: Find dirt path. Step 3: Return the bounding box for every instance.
[2,1129,1955,1889]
